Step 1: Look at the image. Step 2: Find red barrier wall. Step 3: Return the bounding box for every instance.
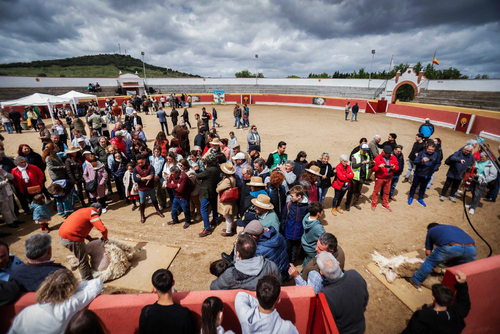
[469,115,500,138]
[0,286,319,334]
[386,104,459,126]
[311,293,340,334]
[441,255,500,334]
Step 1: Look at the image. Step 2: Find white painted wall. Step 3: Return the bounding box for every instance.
[0,75,499,92]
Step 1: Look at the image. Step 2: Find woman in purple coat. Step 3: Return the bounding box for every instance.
[83,155,109,213]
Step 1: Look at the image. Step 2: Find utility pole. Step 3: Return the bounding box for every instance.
[368,49,375,88]
[255,54,258,85]
[141,51,147,86]
[118,43,121,54]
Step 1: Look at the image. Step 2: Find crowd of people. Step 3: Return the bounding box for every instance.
[0,98,498,333]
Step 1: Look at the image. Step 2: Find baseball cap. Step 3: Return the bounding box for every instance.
[361,144,369,150]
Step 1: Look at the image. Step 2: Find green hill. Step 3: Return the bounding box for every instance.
[0,54,199,78]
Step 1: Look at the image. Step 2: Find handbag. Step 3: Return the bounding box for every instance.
[220,178,239,202]
[85,168,99,193]
[444,154,453,166]
[27,185,41,195]
[341,182,350,191]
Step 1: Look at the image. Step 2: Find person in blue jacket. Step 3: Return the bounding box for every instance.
[281,185,309,263]
[419,118,435,139]
[243,220,289,282]
[408,143,441,207]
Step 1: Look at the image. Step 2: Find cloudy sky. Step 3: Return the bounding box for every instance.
[1,0,499,78]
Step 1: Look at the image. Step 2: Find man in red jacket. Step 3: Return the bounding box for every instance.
[110,131,127,156]
[371,146,399,212]
[166,165,192,229]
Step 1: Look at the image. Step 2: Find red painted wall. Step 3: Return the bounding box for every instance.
[469,115,500,137]
[1,286,324,334]
[441,255,500,334]
[387,104,459,126]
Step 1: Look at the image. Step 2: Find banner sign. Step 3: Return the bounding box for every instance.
[242,95,251,104]
[213,91,225,104]
[455,113,472,133]
[312,97,326,105]
[191,95,202,103]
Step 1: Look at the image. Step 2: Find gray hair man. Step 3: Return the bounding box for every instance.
[440,144,475,203]
[9,234,65,292]
[319,252,369,334]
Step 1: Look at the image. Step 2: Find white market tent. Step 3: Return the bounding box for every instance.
[57,90,98,110]
[1,93,74,124]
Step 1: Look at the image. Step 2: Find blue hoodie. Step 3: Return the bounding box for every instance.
[256,226,289,282]
[30,202,52,221]
[281,196,309,240]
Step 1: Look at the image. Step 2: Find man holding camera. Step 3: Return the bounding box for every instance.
[371,146,399,212]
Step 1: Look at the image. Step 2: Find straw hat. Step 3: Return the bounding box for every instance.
[248,176,266,187]
[209,138,221,145]
[251,194,274,210]
[65,146,81,154]
[305,165,322,176]
[220,161,236,175]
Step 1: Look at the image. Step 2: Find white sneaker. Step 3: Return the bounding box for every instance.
[159,206,163,210]
[102,208,107,214]
[465,204,470,208]
[439,196,445,202]
[448,196,456,203]
[469,208,475,215]
[457,190,463,194]
[147,198,152,204]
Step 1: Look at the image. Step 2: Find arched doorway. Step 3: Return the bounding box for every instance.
[392,81,418,103]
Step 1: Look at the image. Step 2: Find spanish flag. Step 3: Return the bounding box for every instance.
[432,52,439,65]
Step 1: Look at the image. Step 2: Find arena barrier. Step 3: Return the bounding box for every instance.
[441,255,500,334]
[386,103,500,141]
[0,285,341,334]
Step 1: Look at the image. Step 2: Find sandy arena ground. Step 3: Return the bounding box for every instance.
[2,104,499,333]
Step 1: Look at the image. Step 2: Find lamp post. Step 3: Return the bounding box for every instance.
[141,51,147,90]
[255,54,258,85]
[368,49,375,88]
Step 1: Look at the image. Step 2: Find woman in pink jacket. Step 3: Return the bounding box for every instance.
[331,154,354,216]
[83,155,109,213]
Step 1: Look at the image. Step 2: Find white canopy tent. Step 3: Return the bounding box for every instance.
[1,93,74,124]
[58,90,98,111]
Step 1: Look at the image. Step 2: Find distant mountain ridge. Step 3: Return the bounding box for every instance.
[0,54,199,78]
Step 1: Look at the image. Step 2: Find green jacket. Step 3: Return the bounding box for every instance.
[94,145,108,165]
[301,213,326,267]
[196,165,220,199]
[258,210,280,233]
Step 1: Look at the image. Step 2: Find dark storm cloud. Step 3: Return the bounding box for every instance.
[0,0,81,42]
[0,0,498,77]
[272,0,500,38]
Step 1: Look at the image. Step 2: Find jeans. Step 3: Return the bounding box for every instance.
[139,188,157,204]
[3,122,13,134]
[181,101,186,108]
[188,102,192,108]
[441,177,461,197]
[60,237,92,280]
[318,186,329,204]
[332,188,347,208]
[389,175,400,198]
[409,174,431,199]
[426,173,435,190]
[351,112,358,121]
[212,119,220,127]
[346,178,364,207]
[235,117,241,128]
[171,197,191,223]
[489,173,500,200]
[412,245,476,284]
[160,121,169,135]
[242,119,250,128]
[405,160,416,179]
[201,197,218,231]
[470,182,487,209]
[345,112,349,120]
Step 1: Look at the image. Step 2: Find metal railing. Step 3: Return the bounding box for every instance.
[373,80,387,99]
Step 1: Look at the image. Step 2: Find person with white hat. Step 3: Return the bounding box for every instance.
[217,162,238,237]
[232,152,249,188]
[345,144,371,211]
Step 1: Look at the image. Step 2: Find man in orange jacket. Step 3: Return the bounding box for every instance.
[371,146,399,212]
[59,203,108,280]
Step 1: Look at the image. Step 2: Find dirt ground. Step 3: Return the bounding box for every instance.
[2,104,499,333]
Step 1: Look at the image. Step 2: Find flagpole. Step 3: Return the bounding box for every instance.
[388,54,393,72]
[432,51,436,68]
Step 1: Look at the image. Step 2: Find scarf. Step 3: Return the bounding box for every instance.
[18,164,30,183]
